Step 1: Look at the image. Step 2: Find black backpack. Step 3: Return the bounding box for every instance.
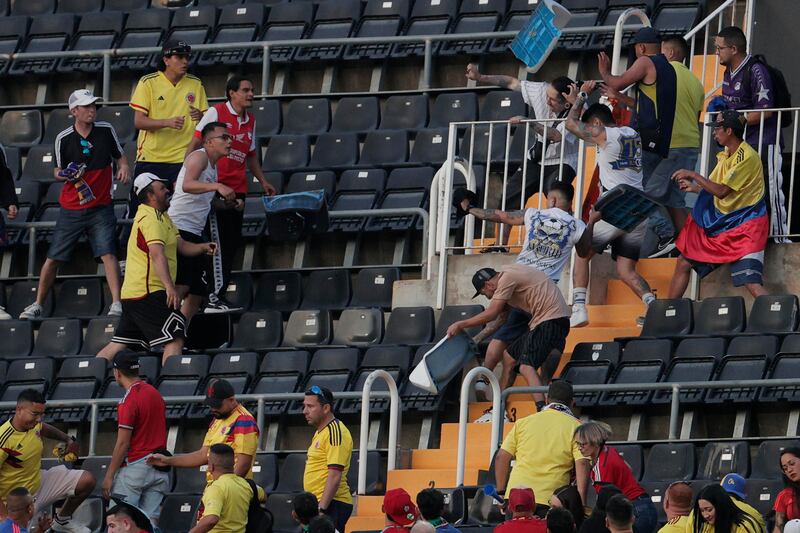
[245,479,273,533]
[743,55,793,127]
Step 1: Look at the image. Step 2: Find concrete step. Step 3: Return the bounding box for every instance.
[386,468,480,495]
[606,278,671,305]
[565,326,640,352]
[412,447,491,470]
[586,304,646,327]
[353,495,384,517]
[439,422,513,450]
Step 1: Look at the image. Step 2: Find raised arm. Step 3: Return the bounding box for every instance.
[467,207,526,226]
[466,63,521,91]
[598,52,655,90]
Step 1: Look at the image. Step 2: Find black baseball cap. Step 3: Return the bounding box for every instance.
[633,27,661,44]
[471,267,498,298]
[205,378,235,408]
[162,39,191,57]
[305,385,334,405]
[109,498,154,533]
[113,352,140,373]
[705,109,746,130]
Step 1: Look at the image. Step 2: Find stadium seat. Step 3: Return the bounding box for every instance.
[468,488,506,525]
[0,16,29,75]
[159,495,202,533]
[174,463,208,494]
[0,320,34,359]
[409,128,450,166]
[252,99,281,137]
[220,272,253,312]
[705,355,767,404]
[560,360,612,408]
[382,306,435,346]
[275,453,307,492]
[338,169,386,193]
[343,0,410,60]
[745,478,783,518]
[460,123,517,165]
[231,311,283,351]
[345,450,383,495]
[103,0,147,10]
[248,350,309,415]
[0,358,55,418]
[0,110,43,148]
[262,135,310,172]
[196,0,241,7]
[621,338,672,366]
[331,97,380,135]
[81,317,120,355]
[569,342,622,367]
[479,91,526,122]
[246,1,313,64]
[81,457,111,496]
[435,304,485,338]
[241,196,267,238]
[283,310,333,347]
[157,354,210,419]
[282,98,331,136]
[780,334,800,354]
[294,0,361,61]
[390,0,456,57]
[56,0,100,12]
[380,95,429,131]
[9,14,75,75]
[359,130,409,167]
[72,497,104,533]
[727,335,778,362]
[328,190,379,232]
[266,492,298,532]
[253,453,278,492]
[285,170,337,200]
[591,0,658,49]
[198,4,264,66]
[430,93,479,128]
[252,271,302,314]
[745,294,798,334]
[557,0,605,50]
[692,296,746,335]
[638,298,693,338]
[162,6,217,68]
[2,146,21,180]
[53,278,104,318]
[439,0,504,56]
[642,442,696,482]
[598,360,664,406]
[254,172,284,195]
[112,9,172,71]
[43,108,74,143]
[187,352,259,417]
[332,308,384,347]
[350,268,399,310]
[11,0,54,16]
[652,1,703,38]
[300,270,351,310]
[751,439,796,479]
[57,11,123,72]
[47,356,106,422]
[365,166,433,231]
[759,354,800,402]
[489,0,536,53]
[96,105,135,144]
[651,338,722,404]
[32,319,82,357]
[308,134,360,170]
[340,345,410,413]
[696,441,750,480]
[615,444,644,481]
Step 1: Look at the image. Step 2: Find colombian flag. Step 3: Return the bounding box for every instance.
[676,189,769,264]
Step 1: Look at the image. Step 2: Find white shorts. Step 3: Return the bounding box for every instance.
[34,465,84,513]
[591,219,647,260]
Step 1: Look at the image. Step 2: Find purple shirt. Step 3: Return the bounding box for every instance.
[723,56,780,148]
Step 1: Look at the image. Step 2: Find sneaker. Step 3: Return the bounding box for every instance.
[570,306,589,328]
[474,408,510,424]
[108,301,123,316]
[19,303,42,320]
[203,293,243,314]
[50,517,91,533]
[648,236,676,258]
[0,306,10,320]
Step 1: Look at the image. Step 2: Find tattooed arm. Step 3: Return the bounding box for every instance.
[466,63,521,91]
[564,92,595,143]
[466,207,526,226]
[530,121,563,142]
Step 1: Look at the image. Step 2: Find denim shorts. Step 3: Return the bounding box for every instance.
[642,148,699,208]
[47,203,118,262]
[111,461,170,521]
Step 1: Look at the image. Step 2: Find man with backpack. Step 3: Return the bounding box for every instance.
[716,26,792,242]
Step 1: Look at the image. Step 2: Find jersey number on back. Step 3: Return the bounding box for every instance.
[611,135,642,171]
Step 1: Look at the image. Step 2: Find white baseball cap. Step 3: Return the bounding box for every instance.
[68,89,102,110]
[133,173,169,196]
[785,520,800,533]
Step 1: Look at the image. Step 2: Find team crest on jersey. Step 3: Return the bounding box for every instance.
[527,214,574,259]
[314,440,320,449]
[735,82,741,91]
[186,92,196,105]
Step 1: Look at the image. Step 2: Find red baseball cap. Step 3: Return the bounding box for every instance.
[383,488,419,526]
[508,488,535,512]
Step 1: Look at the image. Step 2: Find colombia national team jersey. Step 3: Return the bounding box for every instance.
[0,421,43,497]
[303,419,353,505]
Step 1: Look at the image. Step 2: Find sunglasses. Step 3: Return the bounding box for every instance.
[306,385,331,404]
[209,133,233,142]
[80,139,92,156]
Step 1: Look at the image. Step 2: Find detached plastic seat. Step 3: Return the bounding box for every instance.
[0,111,43,148]
[705,355,767,404]
[382,306,434,346]
[9,14,75,75]
[390,0,456,58]
[32,319,82,357]
[112,9,172,71]
[231,311,282,351]
[283,310,332,347]
[248,350,309,415]
[359,130,409,167]
[696,441,750,480]
[340,345,411,414]
[366,166,433,231]
[294,0,361,61]
[343,0,410,60]
[252,99,281,137]
[0,320,34,359]
[381,95,429,131]
[350,268,400,310]
[57,11,123,73]
[7,280,53,320]
[283,98,331,136]
[693,296,745,335]
[253,272,302,314]
[439,0,504,56]
[430,93,479,128]
[331,97,380,135]
[43,108,74,143]
[300,270,351,310]
[246,1,313,64]
[81,317,120,355]
[332,308,384,347]
[157,354,210,419]
[53,278,103,319]
[198,4,264,65]
[435,304,485,338]
[262,135,310,173]
[47,357,106,422]
[642,442,696,482]
[0,16,29,75]
[309,134,359,170]
[745,294,798,334]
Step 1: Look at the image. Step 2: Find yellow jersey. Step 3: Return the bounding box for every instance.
[659,515,689,533]
[709,141,765,214]
[500,407,588,504]
[130,71,208,164]
[670,61,705,149]
[199,473,252,533]
[687,498,766,533]
[202,405,259,483]
[303,419,353,505]
[121,204,179,300]
[0,421,43,497]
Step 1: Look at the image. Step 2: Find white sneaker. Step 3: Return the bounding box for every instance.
[0,306,10,320]
[475,379,488,401]
[474,408,510,424]
[108,301,123,316]
[50,517,91,533]
[204,293,243,314]
[19,303,42,320]
[570,306,589,328]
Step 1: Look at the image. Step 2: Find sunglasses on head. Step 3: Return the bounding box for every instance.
[306,385,331,404]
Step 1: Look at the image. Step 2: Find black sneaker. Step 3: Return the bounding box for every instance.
[204,293,243,314]
[648,236,677,258]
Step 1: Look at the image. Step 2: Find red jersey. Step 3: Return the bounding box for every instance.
[194,101,257,194]
[775,488,800,520]
[494,517,547,533]
[117,381,167,463]
[591,446,647,500]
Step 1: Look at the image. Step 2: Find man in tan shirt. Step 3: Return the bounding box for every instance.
[447,264,570,408]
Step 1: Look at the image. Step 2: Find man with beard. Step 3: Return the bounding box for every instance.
[302,386,353,533]
[146,379,259,483]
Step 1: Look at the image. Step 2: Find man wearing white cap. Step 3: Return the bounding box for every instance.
[97,173,217,365]
[19,89,130,320]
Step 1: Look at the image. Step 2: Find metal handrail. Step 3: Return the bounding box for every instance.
[456,367,501,487]
[611,8,650,76]
[357,370,400,495]
[684,0,736,40]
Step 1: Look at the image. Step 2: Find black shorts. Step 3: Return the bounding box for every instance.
[176,230,211,296]
[506,317,570,368]
[111,291,186,350]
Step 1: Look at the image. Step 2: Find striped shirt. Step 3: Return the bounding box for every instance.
[303,418,353,505]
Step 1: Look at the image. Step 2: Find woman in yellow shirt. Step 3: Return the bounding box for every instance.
[692,484,763,533]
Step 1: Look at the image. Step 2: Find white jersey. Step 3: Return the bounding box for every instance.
[596,126,644,192]
[519,80,580,172]
[168,149,217,235]
[517,207,586,281]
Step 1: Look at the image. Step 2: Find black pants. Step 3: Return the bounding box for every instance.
[209,203,244,297]
[323,499,353,533]
[506,163,576,209]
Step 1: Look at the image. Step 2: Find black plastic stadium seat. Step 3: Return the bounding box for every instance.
[198,4,264,65]
[479,91,526,122]
[345,450,383,495]
[615,444,644,481]
[570,342,622,367]
[252,453,278,492]
[188,352,259,417]
[436,305,485,339]
[650,338,722,404]
[693,296,746,335]
[1,145,21,180]
[430,93,479,128]
[174,463,208,494]
[11,0,54,16]
[359,130,409,167]
[332,308,385,347]
[727,334,778,362]
[652,1,703,38]
[309,134,360,170]
[81,457,111,496]
[252,99,281,137]
[19,145,56,185]
[221,272,253,312]
[759,354,800,403]
[241,196,266,238]
[246,1,313,65]
[157,354,210,419]
[751,439,796,479]
[53,278,104,319]
[32,319,82,357]
[382,306,435,346]
[745,479,784,518]
[9,14,75,75]
[43,108,74,143]
[640,298,693,338]
[560,360,612,408]
[231,311,283,351]
[460,123,516,165]
[705,355,767,404]
[410,128,450,167]
[262,135,310,173]
[300,270,351,310]
[103,0,147,10]
[57,11,122,72]
[350,268,400,310]
[591,1,658,50]
[275,453,307,492]
[391,0,456,58]
[696,441,750,480]
[253,272,302,314]
[0,320,34,359]
[267,492,299,532]
[282,98,331,136]
[81,317,120,355]
[96,356,159,421]
[340,345,411,414]
[285,170,337,200]
[381,95,429,131]
[7,280,53,319]
[328,190,378,232]
[96,105,135,144]
[283,310,333,347]
[57,0,100,12]
[780,334,800,354]
[0,358,54,419]
[331,97,380,135]
[112,9,172,71]
[745,295,798,334]
[161,6,216,68]
[620,338,672,365]
[339,169,386,193]
[159,495,202,533]
[439,0,504,56]
[642,442,696,482]
[557,0,605,50]
[0,16,29,75]
[598,360,664,406]
[248,350,309,415]
[295,0,361,61]
[0,110,43,148]
[47,357,106,422]
[343,0,410,60]
[365,166,433,231]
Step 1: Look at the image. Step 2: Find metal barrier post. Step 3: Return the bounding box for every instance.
[358,370,400,495]
[256,397,265,451]
[611,9,650,75]
[102,53,111,102]
[668,384,680,440]
[423,40,432,90]
[28,227,36,278]
[435,123,458,310]
[89,403,98,456]
[456,367,500,487]
[261,45,271,96]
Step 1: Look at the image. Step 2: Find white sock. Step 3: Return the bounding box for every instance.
[572,288,587,308]
[642,292,656,306]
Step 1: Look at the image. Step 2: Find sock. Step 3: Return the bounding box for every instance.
[642,292,656,306]
[572,288,587,307]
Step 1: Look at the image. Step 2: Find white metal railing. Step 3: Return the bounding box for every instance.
[357,369,401,495]
[456,367,501,487]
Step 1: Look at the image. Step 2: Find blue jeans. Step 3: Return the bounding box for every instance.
[111,461,170,521]
[47,204,118,262]
[642,148,699,240]
[632,494,658,533]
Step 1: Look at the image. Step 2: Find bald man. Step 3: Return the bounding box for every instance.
[658,482,693,533]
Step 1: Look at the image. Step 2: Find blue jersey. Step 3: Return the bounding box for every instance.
[723,55,778,148]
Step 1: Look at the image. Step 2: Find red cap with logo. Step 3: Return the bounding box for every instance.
[508,488,535,512]
[383,488,419,526]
